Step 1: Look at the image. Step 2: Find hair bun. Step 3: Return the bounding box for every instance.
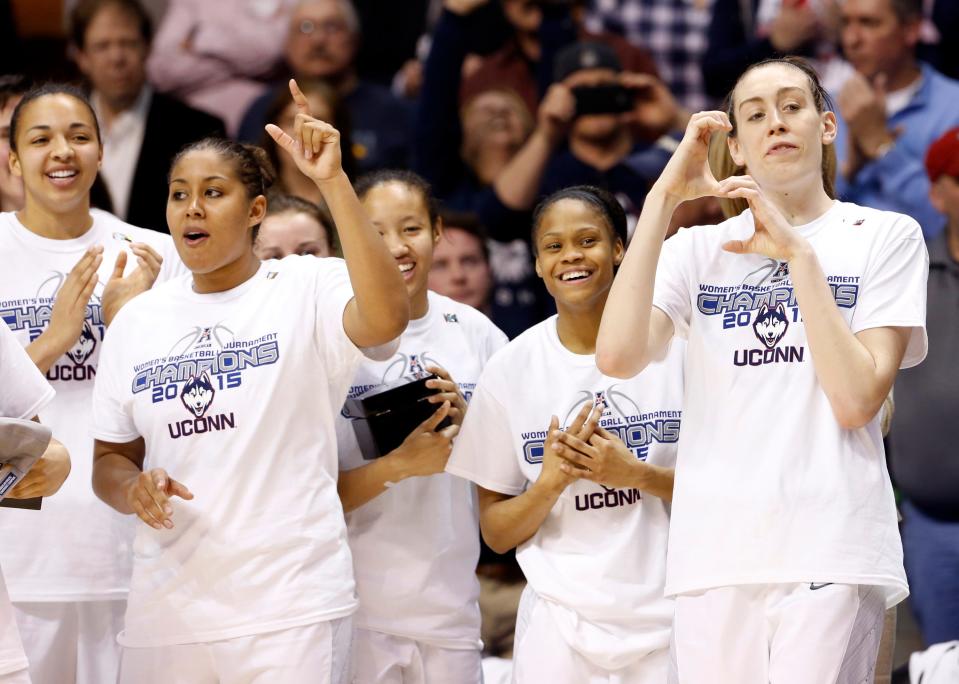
[242,144,277,193]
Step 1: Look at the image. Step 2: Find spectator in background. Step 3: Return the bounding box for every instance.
[147,0,296,135]
[258,78,356,205]
[237,0,412,175]
[492,41,685,230]
[428,211,494,316]
[0,74,29,213]
[833,0,959,239]
[461,0,659,121]
[889,127,959,647]
[416,0,552,339]
[429,209,555,339]
[703,0,848,100]
[255,193,336,260]
[70,0,224,234]
[587,0,716,112]
[416,1,535,210]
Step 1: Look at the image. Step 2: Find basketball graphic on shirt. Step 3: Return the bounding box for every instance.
[382,351,441,382]
[65,320,97,366]
[166,323,236,356]
[180,371,216,418]
[36,269,105,304]
[36,270,67,301]
[751,303,789,349]
[561,385,641,432]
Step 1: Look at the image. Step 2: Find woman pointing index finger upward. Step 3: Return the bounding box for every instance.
[89,78,408,683]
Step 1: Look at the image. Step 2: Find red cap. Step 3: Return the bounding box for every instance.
[925,127,959,182]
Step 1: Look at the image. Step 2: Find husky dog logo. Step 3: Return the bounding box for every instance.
[180,371,216,418]
[752,303,790,348]
[593,391,608,409]
[65,321,97,366]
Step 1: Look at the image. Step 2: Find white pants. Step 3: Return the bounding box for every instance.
[14,600,124,684]
[118,617,353,684]
[512,588,668,684]
[351,628,482,684]
[0,670,29,684]
[669,583,886,684]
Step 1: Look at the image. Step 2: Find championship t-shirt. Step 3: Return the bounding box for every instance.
[0,209,186,601]
[652,201,928,607]
[0,322,54,674]
[337,291,507,649]
[91,256,367,646]
[447,316,684,670]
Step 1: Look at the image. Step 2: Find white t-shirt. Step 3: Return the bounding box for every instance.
[91,255,370,647]
[0,322,55,674]
[447,316,684,670]
[652,201,928,607]
[337,291,507,650]
[0,209,186,602]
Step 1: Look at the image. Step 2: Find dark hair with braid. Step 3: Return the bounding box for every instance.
[531,185,627,255]
[170,138,277,240]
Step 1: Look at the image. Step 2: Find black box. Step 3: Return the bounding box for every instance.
[345,372,453,460]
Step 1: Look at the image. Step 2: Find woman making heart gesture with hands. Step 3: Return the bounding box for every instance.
[597,57,928,683]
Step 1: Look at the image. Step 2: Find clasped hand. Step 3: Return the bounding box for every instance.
[541,402,650,491]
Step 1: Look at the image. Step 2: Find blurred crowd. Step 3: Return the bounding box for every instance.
[3,0,959,680]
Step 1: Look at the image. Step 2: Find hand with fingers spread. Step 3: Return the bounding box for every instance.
[265,79,344,185]
[124,468,194,530]
[717,175,808,261]
[386,401,461,479]
[101,244,163,326]
[653,111,731,203]
[46,246,103,351]
[425,365,468,426]
[537,402,602,492]
[619,72,690,137]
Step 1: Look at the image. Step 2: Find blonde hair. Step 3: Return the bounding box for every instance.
[709,57,838,219]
